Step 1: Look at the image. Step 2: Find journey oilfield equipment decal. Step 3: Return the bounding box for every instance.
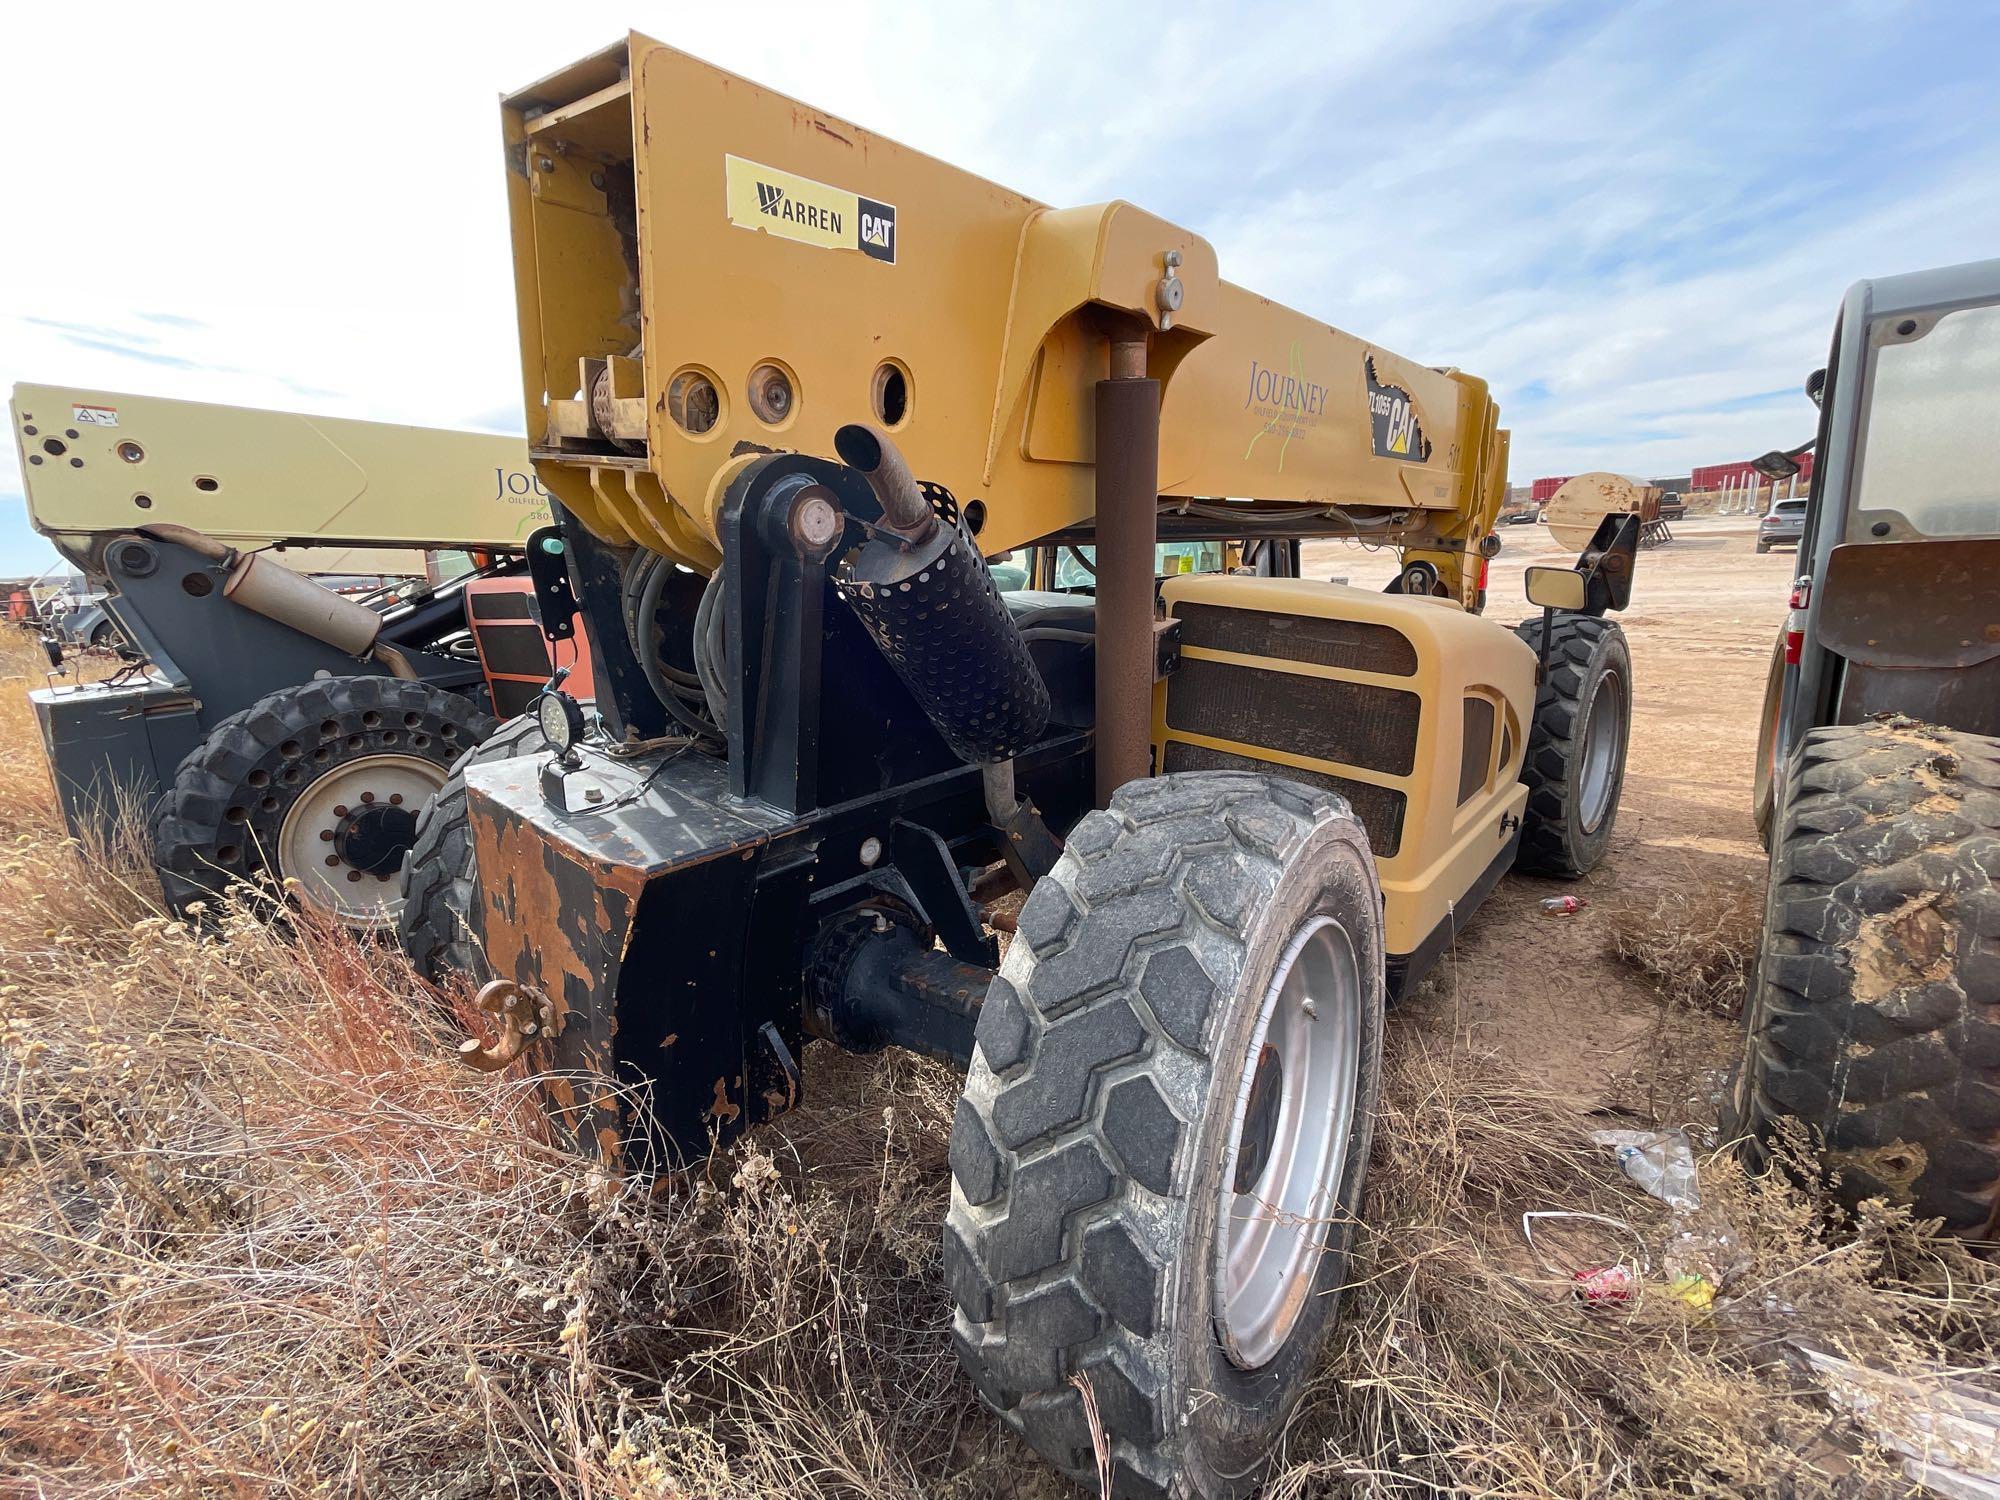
[1365,356,1431,462]
[725,155,896,264]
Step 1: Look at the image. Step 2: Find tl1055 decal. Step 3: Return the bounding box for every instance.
[1365,356,1431,462]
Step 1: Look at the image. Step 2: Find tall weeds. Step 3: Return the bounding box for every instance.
[1,628,1990,1498]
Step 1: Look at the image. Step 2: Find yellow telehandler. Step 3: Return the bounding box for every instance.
[11,384,583,926]
[399,36,1641,1496]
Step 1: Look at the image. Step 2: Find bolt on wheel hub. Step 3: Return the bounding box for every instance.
[334,800,419,876]
[278,752,448,926]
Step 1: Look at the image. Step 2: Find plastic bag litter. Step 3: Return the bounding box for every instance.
[1591,1127,1700,1210]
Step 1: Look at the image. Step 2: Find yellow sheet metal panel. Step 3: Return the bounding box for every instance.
[11,385,547,553]
[501,36,1506,580]
[1153,573,1533,956]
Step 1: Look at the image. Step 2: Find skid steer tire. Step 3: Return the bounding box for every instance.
[946,771,1385,1498]
[1729,718,2000,1239]
[1510,614,1632,878]
[155,677,493,928]
[396,713,543,983]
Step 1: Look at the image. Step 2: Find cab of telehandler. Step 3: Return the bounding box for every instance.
[1734,257,2000,1243]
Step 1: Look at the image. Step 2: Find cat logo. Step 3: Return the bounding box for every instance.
[860,210,894,256]
[726,155,897,265]
[1365,356,1432,462]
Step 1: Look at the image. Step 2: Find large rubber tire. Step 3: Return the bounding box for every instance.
[155,677,494,925]
[1510,614,1632,878]
[397,713,543,983]
[1730,718,2000,1238]
[945,771,1386,1498]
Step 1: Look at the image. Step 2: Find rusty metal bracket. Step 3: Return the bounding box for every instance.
[456,979,560,1072]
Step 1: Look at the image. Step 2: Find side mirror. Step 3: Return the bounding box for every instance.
[1524,566,1587,612]
[1751,449,1801,480]
[1805,367,1827,407]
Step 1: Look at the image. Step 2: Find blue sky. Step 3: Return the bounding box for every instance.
[4,0,1996,574]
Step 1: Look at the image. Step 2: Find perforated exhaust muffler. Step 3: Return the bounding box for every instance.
[830,424,1050,765]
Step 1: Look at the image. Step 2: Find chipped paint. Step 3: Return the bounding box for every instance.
[708,1076,742,1124]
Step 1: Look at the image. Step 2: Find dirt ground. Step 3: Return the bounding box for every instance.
[10,523,1997,1500]
[1303,516,1794,1107]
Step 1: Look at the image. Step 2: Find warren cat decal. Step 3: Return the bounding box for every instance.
[1365,356,1431,462]
[725,155,896,264]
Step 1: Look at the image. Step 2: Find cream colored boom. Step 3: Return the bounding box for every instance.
[11,385,551,569]
[501,37,1509,600]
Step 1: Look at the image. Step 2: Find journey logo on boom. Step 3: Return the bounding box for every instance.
[1242,360,1330,419]
[1242,344,1330,471]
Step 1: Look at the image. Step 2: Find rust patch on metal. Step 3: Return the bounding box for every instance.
[456,979,559,1072]
[468,779,645,1150]
[708,1076,742,1124]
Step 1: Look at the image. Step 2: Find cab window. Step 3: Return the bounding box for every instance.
[1047,542,1226,590]
[1850,301,2000,540]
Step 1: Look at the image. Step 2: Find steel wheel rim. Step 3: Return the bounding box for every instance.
[1215,914,1361,1370]
[1578,668,1625,835]
[276,753,446,927]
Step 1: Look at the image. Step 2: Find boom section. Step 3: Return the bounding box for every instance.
[503,36,1506,595]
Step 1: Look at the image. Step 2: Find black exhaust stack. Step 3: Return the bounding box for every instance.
[830,423,1050,765]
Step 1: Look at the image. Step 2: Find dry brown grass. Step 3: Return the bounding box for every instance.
[1272,1029,2000,1497]
[1,625,1992,1498]
[1606,872,1766,1021]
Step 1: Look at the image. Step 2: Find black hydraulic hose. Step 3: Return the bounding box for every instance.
[633,551,722,743]
[692,566,729,732]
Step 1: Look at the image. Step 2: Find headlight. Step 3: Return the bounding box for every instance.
[537,689,584,758]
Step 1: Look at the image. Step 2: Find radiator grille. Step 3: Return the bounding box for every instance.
[468,588,535,622]
[489,677,541,718]
[1161,741,1405,857]
[1166,658,1421,777]
[1175,603,1417,676]
[473,621,557,680]
[1459,696,1495,805]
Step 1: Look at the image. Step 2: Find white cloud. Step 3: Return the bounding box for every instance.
[2,0,1993,571]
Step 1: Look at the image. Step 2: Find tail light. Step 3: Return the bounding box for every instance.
[1783,575,1811,664]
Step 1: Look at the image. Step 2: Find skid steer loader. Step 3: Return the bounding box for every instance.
[10,384,596,928]
[401,36,1639,1497]
[1733,257,2000,1242]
